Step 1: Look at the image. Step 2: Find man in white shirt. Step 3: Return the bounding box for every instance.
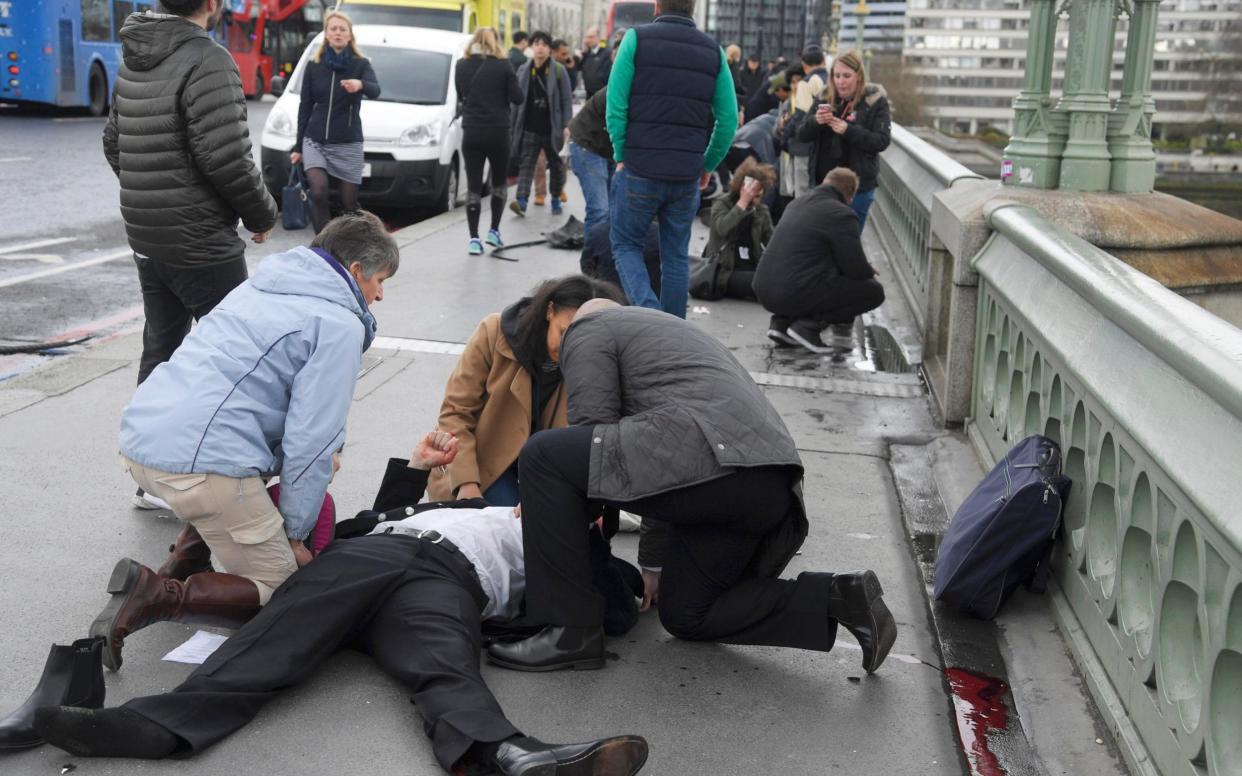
[33,432,648,776]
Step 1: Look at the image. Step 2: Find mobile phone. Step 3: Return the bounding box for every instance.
[743,175,758,189]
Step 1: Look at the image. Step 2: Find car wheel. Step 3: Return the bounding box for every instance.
[436,157,459,214]
[87,64,107,117]
[250,70,265,100]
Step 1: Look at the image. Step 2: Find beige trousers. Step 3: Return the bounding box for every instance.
[121,456,297,604]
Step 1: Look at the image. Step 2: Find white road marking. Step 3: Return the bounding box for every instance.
[0,253,65,264]
[0,248,131,289]
[371,335,466,355]
[0,237,78,255]
[0,156,32,163]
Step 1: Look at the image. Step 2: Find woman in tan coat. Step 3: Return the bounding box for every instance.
[429,275,626,504]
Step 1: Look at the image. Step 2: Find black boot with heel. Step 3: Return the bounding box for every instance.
[0,637,105,750]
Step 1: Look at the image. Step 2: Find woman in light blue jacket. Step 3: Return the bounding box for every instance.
[91,212,398,672]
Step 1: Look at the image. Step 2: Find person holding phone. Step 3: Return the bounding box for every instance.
[797,50,890,230]
[694,158,775,300]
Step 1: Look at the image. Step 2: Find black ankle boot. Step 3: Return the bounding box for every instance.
[827,570,898,674]
[486,625,605,672]
[33,706,177,759]
[0,638,105,750]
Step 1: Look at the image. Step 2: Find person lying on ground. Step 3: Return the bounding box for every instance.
[34,431,650,776]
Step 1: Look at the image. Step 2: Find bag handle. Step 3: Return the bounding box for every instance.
[287,164,307,188]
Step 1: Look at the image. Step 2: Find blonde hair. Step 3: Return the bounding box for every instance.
[465,27,505,58]
[725,44,742,64]
[823,49,866,116]
[314,10,364,62]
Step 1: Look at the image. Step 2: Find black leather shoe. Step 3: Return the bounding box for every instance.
[486,625,605,672]
[827,570,897,673]
[493,734,648,775]
[0,638,104,750]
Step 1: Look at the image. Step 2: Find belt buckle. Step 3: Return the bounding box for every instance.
[422,530,445,545]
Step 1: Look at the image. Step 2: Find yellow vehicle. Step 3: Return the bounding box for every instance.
[337,0,527,46]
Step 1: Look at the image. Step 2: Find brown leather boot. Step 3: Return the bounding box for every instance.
[89,559,261,671]
[156,524,213,580]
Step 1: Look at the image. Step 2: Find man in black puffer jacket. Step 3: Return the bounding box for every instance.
[103,0,278,385]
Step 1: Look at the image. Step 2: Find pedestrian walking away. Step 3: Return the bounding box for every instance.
[798,49,891,230]
[291,10,381,235]
[103,0,278,387]
[486,303,898,676]
[97,213,397,671]
[753,168,885,353]
[508,31,573,218]
[605,0,739,318]
[31,432,650,776]
[456,27,523,255]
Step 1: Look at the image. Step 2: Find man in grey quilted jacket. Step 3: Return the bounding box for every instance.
[487,302,898,675]
[103,0,278,385]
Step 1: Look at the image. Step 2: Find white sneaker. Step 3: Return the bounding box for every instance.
[132,488,171,511]
[617,510,642,533]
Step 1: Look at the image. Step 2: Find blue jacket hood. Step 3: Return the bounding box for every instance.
[251,246,378,350]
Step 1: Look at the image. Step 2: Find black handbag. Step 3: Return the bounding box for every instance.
[689,245,728,300]
[281,165,311,230]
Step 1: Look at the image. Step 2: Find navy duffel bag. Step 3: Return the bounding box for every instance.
[933,435,1072,619]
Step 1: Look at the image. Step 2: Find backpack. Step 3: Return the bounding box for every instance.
[933,435,1072,619]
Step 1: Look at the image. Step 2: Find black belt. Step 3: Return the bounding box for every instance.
[378,524,459,554]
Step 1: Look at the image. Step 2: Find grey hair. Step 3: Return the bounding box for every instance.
[311,211,400,279]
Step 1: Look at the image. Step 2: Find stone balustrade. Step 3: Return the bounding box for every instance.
[873,121,1242,775]
[969,204,1242,776]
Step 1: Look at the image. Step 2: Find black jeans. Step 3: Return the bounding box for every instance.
[768,276,886,333]
[518,426,837,652]
[133,255,248,384]
[124,535,519,770]
[463,126,511,238]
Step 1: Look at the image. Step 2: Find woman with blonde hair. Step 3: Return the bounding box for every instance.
[455,27,523,254]
[291,10,380,233]
[797,49,891,230]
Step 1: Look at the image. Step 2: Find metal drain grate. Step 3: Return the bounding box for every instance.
[749,370,925,398]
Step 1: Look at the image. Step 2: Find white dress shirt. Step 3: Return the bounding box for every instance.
[369,506,525,621]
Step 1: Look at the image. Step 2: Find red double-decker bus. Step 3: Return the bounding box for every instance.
[606,0,655,40]
[218,0,329,98]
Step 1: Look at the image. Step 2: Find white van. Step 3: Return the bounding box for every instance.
[261,26,470,213]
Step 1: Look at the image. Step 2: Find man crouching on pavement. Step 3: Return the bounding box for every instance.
[34,431,649,776]
[94,211,396,671]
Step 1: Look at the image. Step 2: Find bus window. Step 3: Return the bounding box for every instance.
[111,0,134,40]
[227,14,256,53]
[511,12,520,32]
[81,0,112,42]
